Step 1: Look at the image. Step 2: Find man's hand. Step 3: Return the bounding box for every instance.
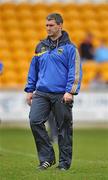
[26,93,33,106]
[63,92,73,103]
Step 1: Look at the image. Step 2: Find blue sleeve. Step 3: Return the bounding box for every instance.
[24,56,39,93]
[65,45,82,95]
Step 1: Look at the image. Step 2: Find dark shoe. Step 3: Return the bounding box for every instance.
[37,160,56,170]
[56,165,68,171]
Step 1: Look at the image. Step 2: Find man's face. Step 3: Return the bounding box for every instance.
[46,19,62,37]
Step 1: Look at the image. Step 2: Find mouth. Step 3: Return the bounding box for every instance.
[47,31,51,34]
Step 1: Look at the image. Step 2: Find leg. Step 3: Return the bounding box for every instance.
[53,97,73,169]
[29,92,55,165]
[48,111,58,142]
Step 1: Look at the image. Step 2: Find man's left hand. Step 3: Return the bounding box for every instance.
[63,92,73,103]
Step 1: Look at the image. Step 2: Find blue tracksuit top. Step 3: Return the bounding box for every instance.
[24,31,82,95]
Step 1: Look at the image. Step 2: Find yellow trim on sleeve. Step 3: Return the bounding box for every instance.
[71,48,80,94]
[34,51,47,57]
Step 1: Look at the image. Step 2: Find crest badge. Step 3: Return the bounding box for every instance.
[58,48,63,54]
[41,46,46,52]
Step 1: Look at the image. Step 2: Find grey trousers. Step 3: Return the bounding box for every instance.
[29,90,73,169]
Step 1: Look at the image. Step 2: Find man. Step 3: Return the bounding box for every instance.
[24,13,82,170]
[79,33,94,61]
[94,39,108,62]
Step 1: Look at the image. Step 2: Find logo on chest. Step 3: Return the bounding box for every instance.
[41,46,47,52]
[58,48,63,54]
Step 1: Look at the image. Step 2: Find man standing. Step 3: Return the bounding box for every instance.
[24,13,82,170]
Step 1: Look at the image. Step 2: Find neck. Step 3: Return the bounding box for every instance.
[50,31,62,41]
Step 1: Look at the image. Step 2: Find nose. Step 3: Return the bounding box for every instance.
[47,25,51,31]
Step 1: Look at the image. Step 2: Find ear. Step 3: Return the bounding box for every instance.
[59,23,63,30]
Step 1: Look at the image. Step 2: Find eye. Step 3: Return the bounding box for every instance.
[46,24,54,27]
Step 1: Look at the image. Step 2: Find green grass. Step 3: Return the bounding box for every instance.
[0,126,108,180]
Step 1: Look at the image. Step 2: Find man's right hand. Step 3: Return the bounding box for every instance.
[26,93,33,106]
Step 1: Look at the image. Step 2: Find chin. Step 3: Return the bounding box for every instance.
[48,33,53,36]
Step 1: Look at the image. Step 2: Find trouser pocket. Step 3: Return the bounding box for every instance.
[53,98,73,129]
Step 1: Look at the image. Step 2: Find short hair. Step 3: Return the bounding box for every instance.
[46,13,63,25]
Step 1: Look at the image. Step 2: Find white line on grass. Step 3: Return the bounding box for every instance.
[0,148,108,165]
[0,148,35,158]
[75,159,108,165]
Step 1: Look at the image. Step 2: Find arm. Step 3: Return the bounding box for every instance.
[24,56,39,105]
[24,56,39,93]
[65,45,82,96]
